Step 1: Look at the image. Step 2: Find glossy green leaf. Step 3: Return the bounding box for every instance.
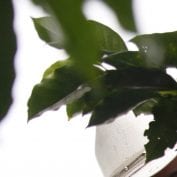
[87,67,177,126]
[131,31,177,68]
[28,66,85,120]
[88,89,156,126]
[32,16,65,49]
[0,1,16,120]
[104,68,177,90]
[88,20,127,53]
[144,96,177,162]
[103,0,136,32]
[103,51,146,69]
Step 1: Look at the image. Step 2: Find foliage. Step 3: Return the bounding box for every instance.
[0,0,134,120]
[1,0,177,163]
[29,11,177,163]
[144,96,177,161]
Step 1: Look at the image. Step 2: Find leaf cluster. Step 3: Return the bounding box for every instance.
[0,0,135,121]
[28,10,177,162]
[1,0,177,164]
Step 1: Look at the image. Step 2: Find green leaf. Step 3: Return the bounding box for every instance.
[103,51,146,69]
[28,66,85,120]
[66,98,84,119]
[144,96,177,162]
[67,66,177,119]
[66,87,106,119]
[32,16,65,49]
[32,0,100,81]
[87,67,177,126]
[88,89,156,126]
[88,20,127,53]
[0,1,16,120]
[33,17,127,54]
[104,68,177,90]
[131,31,177,68]
[43,59,71,78]
[103,0,136,32]
[133,99,158,117]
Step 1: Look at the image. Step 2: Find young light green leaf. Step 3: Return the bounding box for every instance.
[88,20,127,53]
[131,31,177,68]
[0,1,16,120]
[32,16,65,49]
[103,0,137,32]
[43,59,71,78]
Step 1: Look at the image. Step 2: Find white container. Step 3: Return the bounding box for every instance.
[95,112,152,177]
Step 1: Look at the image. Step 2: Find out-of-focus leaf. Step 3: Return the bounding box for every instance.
[0,1,16,120]
[32,16,65,49]
[33,17,127,54]
[103,51,146,69]
[144,97,177,162]
[28,66,85,120]
[32,0,100,81]
[133,99,158,116]
[104,68,177,90]
[88,20,127,53]
[103,0,136,32]
[131,31,177,68]
[88,89,156,126]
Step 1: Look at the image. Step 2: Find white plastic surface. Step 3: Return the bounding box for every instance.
[95,112,152,177]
